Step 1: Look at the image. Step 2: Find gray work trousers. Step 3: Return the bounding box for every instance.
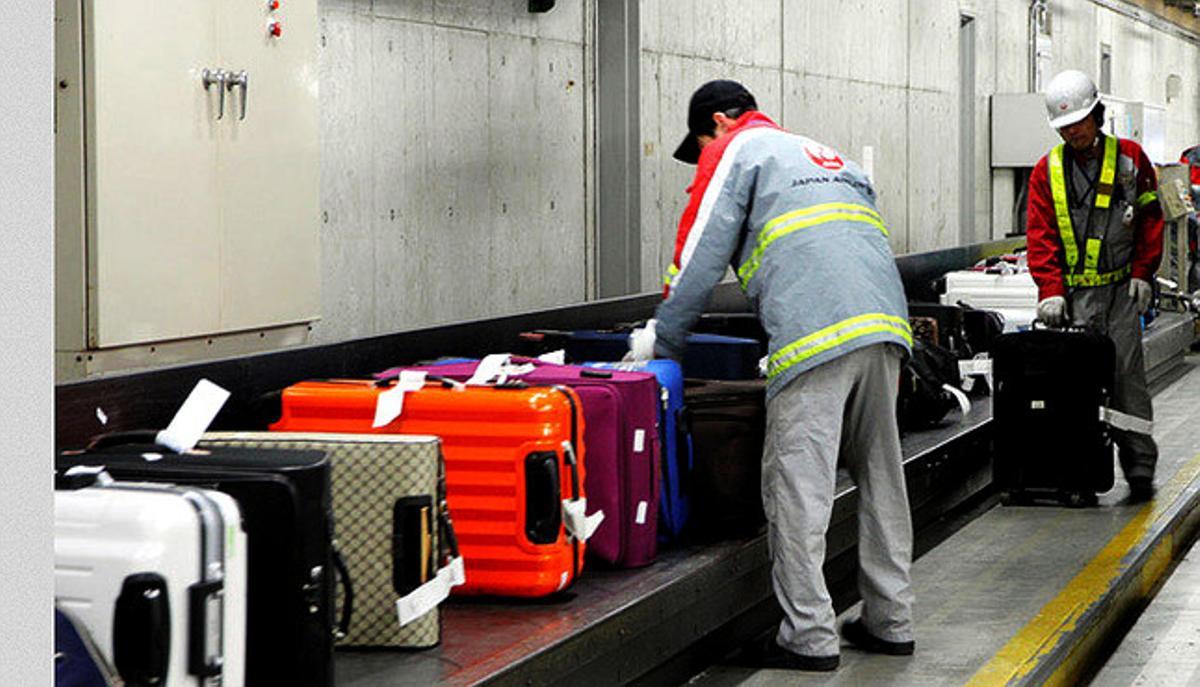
[1070,281,1158,478]
[763,343,914,657]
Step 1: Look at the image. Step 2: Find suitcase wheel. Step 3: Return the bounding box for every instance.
[1001,491,1030,507]
[1060,491,1098,508]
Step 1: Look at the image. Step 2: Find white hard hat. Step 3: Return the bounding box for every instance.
[1044,70,1101,129]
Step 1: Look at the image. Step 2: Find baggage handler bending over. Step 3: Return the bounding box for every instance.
[1028,70,1163,500]
[627,80,915,671]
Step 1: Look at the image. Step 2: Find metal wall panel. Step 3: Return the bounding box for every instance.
[86,0,223,346]
[218,0,321,332]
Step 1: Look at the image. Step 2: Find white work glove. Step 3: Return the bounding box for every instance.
[1037,296,1067,327]
[624,319,657,362]
[1129,278,1153,314]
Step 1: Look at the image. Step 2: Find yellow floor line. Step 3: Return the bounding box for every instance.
[965,452,1200,687]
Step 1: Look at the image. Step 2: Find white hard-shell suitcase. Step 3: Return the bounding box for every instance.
[54,468,247,687]
[941,270,1038,332]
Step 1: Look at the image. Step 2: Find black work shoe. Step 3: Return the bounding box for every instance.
[1127,476,1155,502]
[841,619,914,656]
[746,637,839,671]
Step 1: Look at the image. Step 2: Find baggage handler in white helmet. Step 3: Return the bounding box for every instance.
[1027,70,1164,501]
[626,80,915,671]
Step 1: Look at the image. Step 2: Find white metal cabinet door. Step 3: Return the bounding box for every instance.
[216,0,320,332]
[86,0,222,347]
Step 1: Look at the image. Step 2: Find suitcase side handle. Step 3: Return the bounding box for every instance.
[524,452,563,545]
[332,544,353,639]
[113,573,170,685]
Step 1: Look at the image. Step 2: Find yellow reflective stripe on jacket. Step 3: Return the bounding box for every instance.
[766,313,912,379]
[663,263,679,287]
[1063,264,1131,288]
[762,202,882,233]
[738,203,887,284]
[1137,191,1158,208]
[1095,135,1118,210]
[1048,145,1080,271]
[1049,137,1126,288]
[1084,238,1101,275]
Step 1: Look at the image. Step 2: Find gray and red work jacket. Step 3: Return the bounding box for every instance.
[653,111,911,399]
[1027,135,1164,301]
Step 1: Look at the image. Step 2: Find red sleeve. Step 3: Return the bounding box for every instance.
[1026,155,1067,300]
[663,135,734,298]
[1126,141,1164,282]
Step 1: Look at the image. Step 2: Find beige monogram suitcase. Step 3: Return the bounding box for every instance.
[202,432,458,649]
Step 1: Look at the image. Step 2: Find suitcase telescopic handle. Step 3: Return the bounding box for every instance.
[84,430,174,453]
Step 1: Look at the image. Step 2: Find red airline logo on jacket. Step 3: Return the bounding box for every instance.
[1026,137,1164,300]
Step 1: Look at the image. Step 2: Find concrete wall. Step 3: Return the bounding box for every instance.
[314,0,592,343]
[312,0,1200,341]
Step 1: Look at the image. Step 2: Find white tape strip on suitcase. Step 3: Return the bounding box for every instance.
[562,498,604,542]
[396,556,466,627]
[1100,407,1155,436]
[373,371,428,428]
[942,384,972,418]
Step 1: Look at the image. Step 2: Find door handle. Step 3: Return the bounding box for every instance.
[226,70,249,121]
[202,68,228,120]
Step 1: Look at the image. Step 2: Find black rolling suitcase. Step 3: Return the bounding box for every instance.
[58,432,344,687]
[992,327,1116,506]
[681,379,767,539]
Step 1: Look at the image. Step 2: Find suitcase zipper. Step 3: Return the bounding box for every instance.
[549,385,582,585]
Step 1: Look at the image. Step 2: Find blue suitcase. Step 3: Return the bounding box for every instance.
[521,329,762,380]
[585,360,691,542]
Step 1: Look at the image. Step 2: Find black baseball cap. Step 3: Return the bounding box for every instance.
[673,80,758,164]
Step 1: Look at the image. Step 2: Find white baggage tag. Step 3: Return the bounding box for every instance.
[157,379,230,453]
[958,356,994,393]
[395,556,466,627]
[537,350,567,365]
[373,371,427,428]
[635,501,648,525]
[466,354,513,385]
[562,498,604,541]
[633,429,646,453]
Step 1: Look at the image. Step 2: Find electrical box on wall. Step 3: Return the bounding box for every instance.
[55,0,320,378]
[990,93,1062,167]
[1102,95,1168,164]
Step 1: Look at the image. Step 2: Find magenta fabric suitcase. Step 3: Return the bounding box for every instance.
[380,357,661,568]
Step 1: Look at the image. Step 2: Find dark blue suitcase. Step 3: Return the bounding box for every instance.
[585,360,691,542]
[55,606,117,687]
[520,329,762,380]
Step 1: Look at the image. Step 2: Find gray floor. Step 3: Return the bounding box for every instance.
[688,360,1200,686]
[1091,541,1200,687]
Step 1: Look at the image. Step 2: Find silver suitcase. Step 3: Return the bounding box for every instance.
[54,468,248,687]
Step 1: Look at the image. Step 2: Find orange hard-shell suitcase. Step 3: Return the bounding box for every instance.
[269,378,587,597]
